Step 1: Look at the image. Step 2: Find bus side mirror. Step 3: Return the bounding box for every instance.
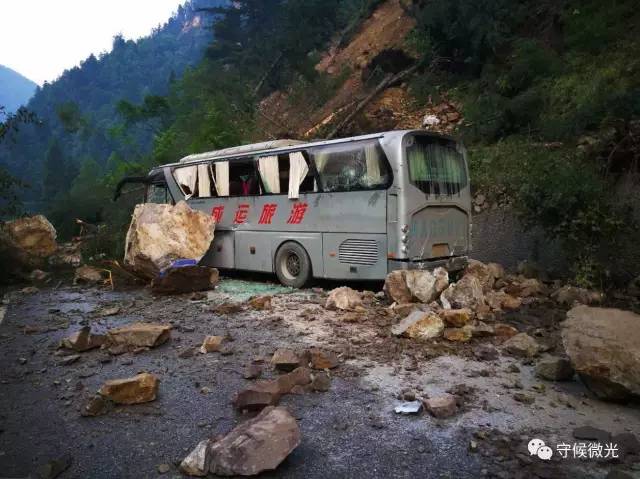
[113,176,150,202]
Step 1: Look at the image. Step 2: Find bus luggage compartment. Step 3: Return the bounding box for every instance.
[323,233,387,280]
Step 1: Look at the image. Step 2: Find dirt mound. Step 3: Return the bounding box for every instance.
[257,0,420,139]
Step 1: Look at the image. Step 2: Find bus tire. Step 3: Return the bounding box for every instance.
[275,241,312,288]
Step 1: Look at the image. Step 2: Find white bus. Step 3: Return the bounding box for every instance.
[116,130,471,287]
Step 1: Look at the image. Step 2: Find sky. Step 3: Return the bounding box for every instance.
[0,0,187,85]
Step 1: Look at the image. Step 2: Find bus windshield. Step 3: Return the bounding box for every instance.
[310,139,391,192]
[406,136,467,196]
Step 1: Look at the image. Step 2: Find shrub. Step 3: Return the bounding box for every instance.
[469,139,635,284]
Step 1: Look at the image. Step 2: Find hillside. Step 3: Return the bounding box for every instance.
[0,65,37,114]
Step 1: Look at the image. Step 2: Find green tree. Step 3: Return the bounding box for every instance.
[42,140,75,199]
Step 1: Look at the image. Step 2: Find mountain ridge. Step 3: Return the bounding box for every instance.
[0,64,37,114]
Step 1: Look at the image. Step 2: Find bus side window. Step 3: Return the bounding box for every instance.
[257,155,281,194]
[278,154,289,193]
[288,151,314,199]
[298,151,315,193]
[173,163,217,198]
[229,158,260,196]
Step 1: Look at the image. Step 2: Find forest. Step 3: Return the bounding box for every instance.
[1,0,639,286]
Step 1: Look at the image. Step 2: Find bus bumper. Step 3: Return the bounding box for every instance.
[388,255,468,273]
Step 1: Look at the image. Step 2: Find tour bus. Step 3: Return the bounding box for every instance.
[116,130,471,287]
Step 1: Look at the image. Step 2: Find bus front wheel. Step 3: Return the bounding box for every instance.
[275,242,311,288]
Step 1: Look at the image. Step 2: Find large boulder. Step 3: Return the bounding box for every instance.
[151,265,219,294]
[124,201,215,280]
[562,306,640,401]
[208,406,300,476]
[384,268,449,304]
[440,275,485,310]
[391,310,444,340]
[0,215,57,272]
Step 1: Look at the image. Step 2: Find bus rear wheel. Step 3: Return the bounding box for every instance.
[275,242,311,288]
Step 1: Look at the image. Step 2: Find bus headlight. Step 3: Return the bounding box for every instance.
[401,234,408,243]
[401,224,409,233]
[401,245,408,254]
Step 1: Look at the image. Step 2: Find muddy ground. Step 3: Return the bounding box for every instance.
[1,276,639,479]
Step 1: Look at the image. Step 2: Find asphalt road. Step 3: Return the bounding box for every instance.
[0,283,638,479]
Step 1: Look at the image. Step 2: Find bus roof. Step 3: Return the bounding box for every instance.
[158,130,455,170]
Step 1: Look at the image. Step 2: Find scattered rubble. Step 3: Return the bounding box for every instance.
[200,335,224,353]
[234,364,329,411]
[5,254,640,477]
[563,306,640,401]
[391,310,444,340]
[493,323,519,338]
[502,333,540,358]
[73,265,105,284]
[464,259,503,292]
[82,394,112,417]
[60,326,106,352]
[97,305,121,317]
[311,371,331,392]
[233,385,281,411]
[552,285,603,306]
[276,367,313,395]
[440,308,472,327]
[423,393,458,418]
[271,348,305,372]
[309,348,339,369]
[180,439,211,477]
[49,241,82,268]
[384,268,448,304]
[443,327,472,342]
[29,268,50,282]
[124,201,215,280]
[325,286,363,310]
[97,372,159,404]
[244,362,263,379]
[248,295,273,310]
[535,356,574,381]
[440,275,485,311]
[485,291,522,311]
[105,322,171,353]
